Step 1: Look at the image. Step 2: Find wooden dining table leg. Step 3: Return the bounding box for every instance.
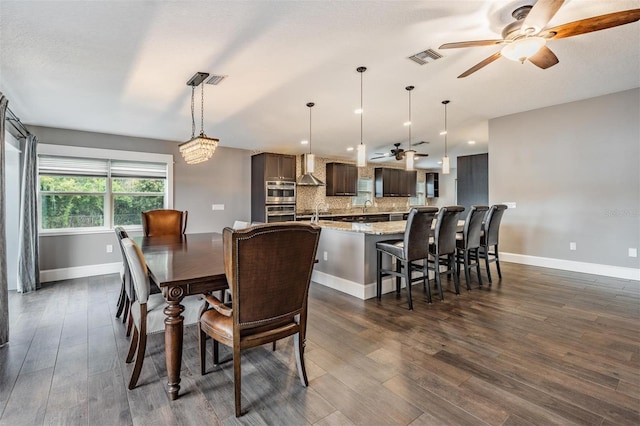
[164,288,186,400]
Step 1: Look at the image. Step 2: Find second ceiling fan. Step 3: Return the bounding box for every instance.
[439,0,640,78]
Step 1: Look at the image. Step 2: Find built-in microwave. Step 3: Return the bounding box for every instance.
[265,205,296,223]
[265,180,296,204]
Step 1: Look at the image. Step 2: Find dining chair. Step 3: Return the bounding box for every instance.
[114,226,130,322]
[455,205,489,290]
[198,222,321,417]
[427,205,465,301]
[141,209,188,236]
[120,237,205,390]
[481,204,508,283]
[376,207,438,310]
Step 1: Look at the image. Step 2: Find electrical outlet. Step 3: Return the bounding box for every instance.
[569,242,576,251]
[323,251,328,261]
[629,248,638,258]
[211,204,225,211]
[106,244,113,253]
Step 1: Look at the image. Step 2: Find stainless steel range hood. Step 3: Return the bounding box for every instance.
[296,154,325,186]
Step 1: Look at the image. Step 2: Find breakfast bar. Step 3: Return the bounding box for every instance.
[311,220,407,299]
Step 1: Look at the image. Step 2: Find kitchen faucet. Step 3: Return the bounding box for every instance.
[312,202,329,224]
[363,200,373,213]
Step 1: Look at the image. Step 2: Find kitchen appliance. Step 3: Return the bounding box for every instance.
[265,180,296,204]
[265,204,296,223]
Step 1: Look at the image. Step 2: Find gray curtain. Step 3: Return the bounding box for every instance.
[0,93,9,345]
[17,134,40,293]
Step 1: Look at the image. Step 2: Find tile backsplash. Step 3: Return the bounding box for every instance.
[295,155,433,213]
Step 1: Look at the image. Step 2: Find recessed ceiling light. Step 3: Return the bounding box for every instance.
[354,108,363,114]
[346,147,354,151]
[468,140,476,145]
[403,121,411,126]
[300,140,308,145]
[439,131,447,135]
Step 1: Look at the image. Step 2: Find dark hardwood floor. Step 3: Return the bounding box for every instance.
[1,262,638,425]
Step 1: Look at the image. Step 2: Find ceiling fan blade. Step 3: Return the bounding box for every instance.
[413,141,429,146]
[522,0,565,35]
[369,156,387,160]
[541,9,640,40]
[439,39,505,49]
[458,51,502,78]
[528,45,559,69]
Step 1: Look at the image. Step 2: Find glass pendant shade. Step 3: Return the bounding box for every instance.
[442,155,450,174]
[405,150,415,171]
[180,133,218,164]
[305,153,315,173]
[501,37,546,63]
[357,144,366,167]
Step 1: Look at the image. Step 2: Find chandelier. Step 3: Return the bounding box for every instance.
[179,72,218,164]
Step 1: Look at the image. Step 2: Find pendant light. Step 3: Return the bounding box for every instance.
[179,72,219,164]
[442,100,450,174]
[297,103,325,186]
[405,86,415,171]
[305,102,315,173]
[356,66,367,167]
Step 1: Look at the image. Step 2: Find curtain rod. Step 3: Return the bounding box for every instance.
[5,107,31,139]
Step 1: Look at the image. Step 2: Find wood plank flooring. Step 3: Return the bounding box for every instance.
[1,262,638,425]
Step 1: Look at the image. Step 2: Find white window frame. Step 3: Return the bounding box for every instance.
[38,144,174,236]
[351,177,374,207]
[409,180,426,206]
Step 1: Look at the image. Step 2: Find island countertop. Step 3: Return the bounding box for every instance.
[316,220,406,235]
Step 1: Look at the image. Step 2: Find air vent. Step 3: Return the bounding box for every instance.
[408,49,443,65]
[206,75,227,85]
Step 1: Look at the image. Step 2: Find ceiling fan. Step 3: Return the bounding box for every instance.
[371,142,429,161]
[439,0,640,78]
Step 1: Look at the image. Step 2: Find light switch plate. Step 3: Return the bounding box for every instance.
[629,248,638,258]
[212,204,225,211]
[504,202,516,209]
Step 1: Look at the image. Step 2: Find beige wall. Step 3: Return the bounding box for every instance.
[489,88,639,269]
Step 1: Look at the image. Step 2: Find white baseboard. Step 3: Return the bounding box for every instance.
[501,253,640,281]
[40,262,121,283]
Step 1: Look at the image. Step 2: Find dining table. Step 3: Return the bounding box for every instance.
[132,232,228,400]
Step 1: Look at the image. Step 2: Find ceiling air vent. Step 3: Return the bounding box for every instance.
[206,75,228,85]
[408,48,443,65]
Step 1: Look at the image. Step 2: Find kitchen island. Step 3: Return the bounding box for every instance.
[311,220,408,300]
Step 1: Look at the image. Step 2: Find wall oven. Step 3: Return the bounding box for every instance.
[265,180,296,204]
[265,205,296,223]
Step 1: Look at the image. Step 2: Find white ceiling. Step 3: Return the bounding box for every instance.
[1,0,639,168]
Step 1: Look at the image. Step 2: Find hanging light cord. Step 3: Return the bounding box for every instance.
[190,85,196,138]
[309,105,312,154]
[360,71,363,145]
[408,89,412,149]
[200,83,205,136]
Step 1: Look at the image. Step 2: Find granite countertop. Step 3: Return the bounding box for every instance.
[296,209,410,218]
[316,220,407,235]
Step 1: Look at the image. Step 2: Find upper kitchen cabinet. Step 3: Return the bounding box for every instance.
[256,153,296,181]
[374,168,417,197]
[325,162,357,196]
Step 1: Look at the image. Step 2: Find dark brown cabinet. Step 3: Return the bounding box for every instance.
[261,153,296,181]
[374,168,417,197]
[426,172,439,198]
[325,162,357,196]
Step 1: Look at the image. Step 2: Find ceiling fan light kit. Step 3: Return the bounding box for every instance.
[438,1,640,77]
[356,66,367,167]
[179,72,219,165]
[501,36,546,63]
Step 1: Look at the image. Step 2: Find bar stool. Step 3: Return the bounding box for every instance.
[481,204,508,283]
[428,206,465,301]
[455,205,489,290]
[376,207,438,310]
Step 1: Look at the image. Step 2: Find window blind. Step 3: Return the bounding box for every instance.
[39,156,167,179]
[111,160,166,178]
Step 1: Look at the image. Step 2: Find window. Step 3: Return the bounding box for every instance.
[38,145,173,233]
[351,178,373,207]
[409,181,426,206]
